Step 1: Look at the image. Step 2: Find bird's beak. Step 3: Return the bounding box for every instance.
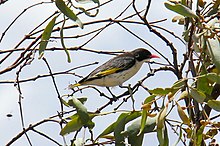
[150,54,160,59]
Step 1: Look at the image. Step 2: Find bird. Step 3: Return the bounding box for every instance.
[69,48,159,88]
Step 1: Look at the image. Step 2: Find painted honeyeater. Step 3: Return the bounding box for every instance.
[69,48,159,88]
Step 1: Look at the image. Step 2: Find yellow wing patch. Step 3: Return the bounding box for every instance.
[95,68,121,77]
[68,83,81,89]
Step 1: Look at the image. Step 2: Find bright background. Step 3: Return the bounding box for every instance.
[0,0,192,145]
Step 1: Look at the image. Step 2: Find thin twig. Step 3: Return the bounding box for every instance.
[42,57,64,115]
[0,1,52,43]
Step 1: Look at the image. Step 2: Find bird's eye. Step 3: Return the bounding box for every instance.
[135,53,140,58]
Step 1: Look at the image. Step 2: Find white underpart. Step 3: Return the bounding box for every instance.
[84,60,148,87]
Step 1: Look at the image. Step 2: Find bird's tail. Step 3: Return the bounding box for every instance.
[68,83,81,89]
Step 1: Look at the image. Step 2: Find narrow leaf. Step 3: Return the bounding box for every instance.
[178,90,189,101]
[207,36,220,71]
[60,113,96,136]
[164,1,198,19]
[39,16,57,59]
[124,116,157,136]
[67,97,87,107]
[189,87,206,103]
[171,78,187,89]
[60,18,71,63]
[60,114,83,135]
[125,116,157,146]
[157,103,168,129]
[139,108,148,135]
[55,0,83,28]
[128,132,144,146]
[196,125,204,145]
[125,111,141,123]
[113,112,140,146]
[148,88,172,95]
[144,95,156,104]
[197,73,214,95]
[207,100,220,112]
[164,125,169,146]
[97,111,141,140]
[71,97,89,123]
[206,73,220,84]
[97,122,116,138]
[157,125,169,146]
[114,113,128,146]
[176,102,190,125]
[138,102,153,135]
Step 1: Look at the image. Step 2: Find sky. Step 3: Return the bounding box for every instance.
[0,0,200,145]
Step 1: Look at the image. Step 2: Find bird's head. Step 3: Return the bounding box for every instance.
[132,48,160,62]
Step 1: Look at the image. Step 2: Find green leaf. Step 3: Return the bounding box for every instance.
[128,132,144,146]
[176,102,190,125]
[67,97,87,107]
[157,104,168,129]
[207,100,220,112]
[97,111,141,140]
[39,16,57,59]
[55,0,83,28]
[196,125,204,145]
[138,108,148,135]
[114,112,141,146]
[123,116,157,146]
[207,36,220,71]
[126,121,144,146]
[164,1,198,19]
[157,125,169,146]
[171,78,187,89]
[125,111,141,122]
[60,113,96,136]
[97,122,116,138]
[144,95,156,104]
[138,101,154,135]
[206,73,220,84]
[148,88,172,95]
[71,97,95,129]
[197,73,214,95]
[60,18,71,63]
[178,90,189,101]
[114,113,128,146]
[60,114,83,135]
[189,87,206,103]
[123,117,155,136]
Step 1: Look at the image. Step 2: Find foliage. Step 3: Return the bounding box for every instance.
[0,0,220,146]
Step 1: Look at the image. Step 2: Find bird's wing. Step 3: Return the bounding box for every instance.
[95,68,122,76]
[79,55,135,82]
